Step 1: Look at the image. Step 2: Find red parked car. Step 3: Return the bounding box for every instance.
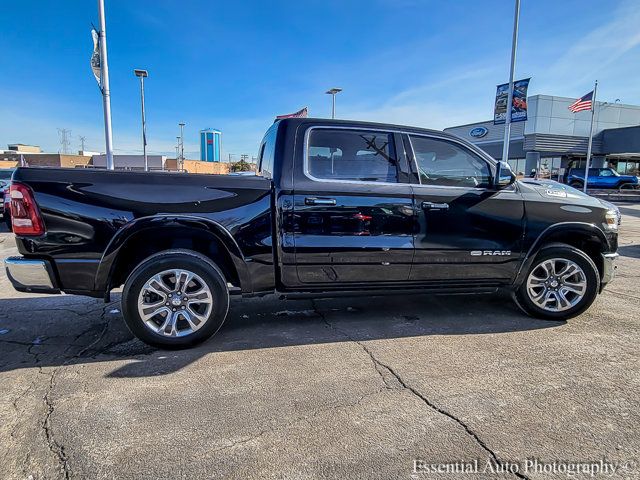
[0,169,14,230]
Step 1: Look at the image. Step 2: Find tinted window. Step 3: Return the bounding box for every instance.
[307,129,398,183]
[258,124,278,179]
[410,136,490,188]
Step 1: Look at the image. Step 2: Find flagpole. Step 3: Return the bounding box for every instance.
[583,80,598,193]
[501,0,521,164]
[98,0,114,170]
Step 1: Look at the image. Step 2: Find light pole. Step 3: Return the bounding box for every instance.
[325,88,342,119]
[97,0,114,170]
[500,0,521,165]
[179,122,185,171]
[176,137,181,170]
[134,69,149,171]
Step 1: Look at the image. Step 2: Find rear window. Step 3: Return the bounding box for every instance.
[257,123,278,179]
[307,129,398,183]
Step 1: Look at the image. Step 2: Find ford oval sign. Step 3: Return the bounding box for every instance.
[469,126,488,138]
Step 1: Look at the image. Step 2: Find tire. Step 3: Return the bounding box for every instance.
[514,244,600,321]
[569,181,583,189]
[122,249,229,349]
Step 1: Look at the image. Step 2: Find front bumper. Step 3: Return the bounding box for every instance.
[600,252,619,290]
[4,257,60,294]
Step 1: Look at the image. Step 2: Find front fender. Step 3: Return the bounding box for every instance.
[93,215,251,293]
[513,222,610,287]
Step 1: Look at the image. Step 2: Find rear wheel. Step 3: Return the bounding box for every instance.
[569,180,583,189]
[514,245,600,320]
[122,250,229,348]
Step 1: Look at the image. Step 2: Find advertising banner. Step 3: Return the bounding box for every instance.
[90,29,101,88]
[494,78,530,124]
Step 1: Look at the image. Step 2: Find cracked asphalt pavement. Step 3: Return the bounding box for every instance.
[1,205,639,480]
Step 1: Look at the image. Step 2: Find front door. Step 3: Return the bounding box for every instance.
[292,127,415,285]
[407,133,525,284]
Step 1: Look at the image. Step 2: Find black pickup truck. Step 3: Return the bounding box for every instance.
[5,118,619,347]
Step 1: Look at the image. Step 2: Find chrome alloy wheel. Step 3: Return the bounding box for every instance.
[526,258,587,312]
[137,269,213,337]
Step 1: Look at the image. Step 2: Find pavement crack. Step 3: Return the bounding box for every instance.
[43,366,70,480]
[312,300,530,480]
[606,289,640,301]
[41,302,116,480]
[0,339,38,347]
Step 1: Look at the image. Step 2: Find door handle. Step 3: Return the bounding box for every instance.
[305,197,336,206]
[422,201,449,211]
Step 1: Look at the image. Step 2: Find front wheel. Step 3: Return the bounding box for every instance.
[122,250,230,348]
[514,245,600,321]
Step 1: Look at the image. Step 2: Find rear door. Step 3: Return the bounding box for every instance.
[407,133,525,284]
[291,127,415,286]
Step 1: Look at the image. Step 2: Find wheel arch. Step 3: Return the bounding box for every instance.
[94,215,251,296]
[514,222,610,287]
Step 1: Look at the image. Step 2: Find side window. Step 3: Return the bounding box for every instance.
[258,124,278,179]
[257,143,266,171]
[599,168,614,177]
[410,135,490,188]
[307,129,398,183]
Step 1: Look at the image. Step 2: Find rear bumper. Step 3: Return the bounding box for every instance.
[4,257,60,294]
[600,252,619,291]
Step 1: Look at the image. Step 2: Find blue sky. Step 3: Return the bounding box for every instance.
[1,0,640,159]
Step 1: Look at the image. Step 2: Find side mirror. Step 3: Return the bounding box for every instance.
[494,161,516,189]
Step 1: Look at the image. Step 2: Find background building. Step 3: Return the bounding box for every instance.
[6,144,41,154]
[92,154,167,170]
[200,128,222,162]
[0,152,92,169]
[445,95,640,177]
[164,159,231,174]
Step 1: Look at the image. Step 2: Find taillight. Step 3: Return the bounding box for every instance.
[10,182,45,236]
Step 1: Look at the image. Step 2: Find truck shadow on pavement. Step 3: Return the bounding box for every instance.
[0,291,563,377]
[616,244,640,259]
[617,205,640,220]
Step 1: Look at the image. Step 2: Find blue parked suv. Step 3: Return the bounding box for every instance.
[566,167,639,190]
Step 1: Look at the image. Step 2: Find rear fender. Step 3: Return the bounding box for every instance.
[94,215,250,293]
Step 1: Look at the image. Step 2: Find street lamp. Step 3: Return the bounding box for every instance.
[133,69,149,171]
[176,136,181,171]
[325,88,342,119]
[178,122,185,171]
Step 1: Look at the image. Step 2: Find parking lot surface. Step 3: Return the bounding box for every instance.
[1,205,639,480]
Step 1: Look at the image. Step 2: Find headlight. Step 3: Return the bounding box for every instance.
[604,210,619,231]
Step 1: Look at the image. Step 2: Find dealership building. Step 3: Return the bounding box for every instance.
[444,94,640,177]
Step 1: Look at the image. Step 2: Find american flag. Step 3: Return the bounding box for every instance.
[275,107,308,119]
[568,91,593,113]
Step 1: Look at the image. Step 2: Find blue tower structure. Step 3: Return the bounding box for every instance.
[200,128,222,162]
